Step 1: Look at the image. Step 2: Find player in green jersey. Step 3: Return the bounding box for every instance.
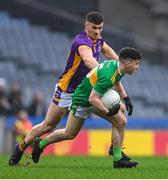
[32,47,142,168]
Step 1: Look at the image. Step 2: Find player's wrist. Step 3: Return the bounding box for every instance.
[124,97,130,102]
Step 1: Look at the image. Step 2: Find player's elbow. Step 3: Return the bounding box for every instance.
[83,57,99,69]
[83,58,91,67]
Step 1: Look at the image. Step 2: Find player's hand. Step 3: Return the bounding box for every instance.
[107,104,120,116]
[124,97,133,116]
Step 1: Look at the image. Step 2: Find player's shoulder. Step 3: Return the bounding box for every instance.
[98,60,118,77]
[72,31,92,47]
[102,59,117,67]
[75,31,91,41]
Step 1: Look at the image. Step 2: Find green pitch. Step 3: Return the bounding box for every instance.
[1,155,168,178]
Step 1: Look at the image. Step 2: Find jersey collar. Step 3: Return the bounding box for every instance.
[117,61,123,75]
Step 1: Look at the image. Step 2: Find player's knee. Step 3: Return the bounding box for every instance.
[64,131,77,140]
[67,134,76,140]
[41,121,55,133]
[117,116,127,128]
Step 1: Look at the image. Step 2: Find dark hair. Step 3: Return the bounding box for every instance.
[86,12,103,25]
[119,47,142,62]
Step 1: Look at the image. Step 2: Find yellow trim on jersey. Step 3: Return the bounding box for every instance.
[79,45,92,51]
[53,97,61,102]
[89,69,98,86]
[58,53,82,91]
[111,69,119,84]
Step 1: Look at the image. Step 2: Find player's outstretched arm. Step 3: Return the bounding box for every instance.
[78,46,99,69]
[101,42,118,60]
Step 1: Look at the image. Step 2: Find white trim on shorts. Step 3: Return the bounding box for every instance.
[52,84,72,108]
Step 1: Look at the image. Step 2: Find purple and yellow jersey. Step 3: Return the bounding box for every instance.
[57,31,104,93]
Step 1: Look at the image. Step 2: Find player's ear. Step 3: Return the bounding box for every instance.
[85,21,88,29]
[124,61,130,67]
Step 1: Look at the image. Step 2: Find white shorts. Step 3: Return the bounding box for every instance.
[71,105,95,119]
[52,84,72,108]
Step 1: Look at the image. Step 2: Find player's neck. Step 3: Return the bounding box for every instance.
[119,62,125,74]
[117,61,122,75]
[85,30,99,43]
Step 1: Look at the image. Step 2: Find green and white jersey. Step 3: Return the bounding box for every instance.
[72,60,124,107]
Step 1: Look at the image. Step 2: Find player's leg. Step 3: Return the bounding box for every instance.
[112,103,126,146]
[109,103,131,158]
[32,111,85,163]
[93,106,138,168]
[9,85,71,166]
[93,106,126,154]
[9,103,67,166]
[25,103,67,145]
[43,111,85,144]
[109,111,137,168]
[93,103,130,158]
[95,102,130,160]
[108,103,131,160]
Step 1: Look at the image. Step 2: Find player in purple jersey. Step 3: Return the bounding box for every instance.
[56,30,104,94]
[9,12,133,165]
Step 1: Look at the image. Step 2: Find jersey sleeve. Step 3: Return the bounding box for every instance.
[93,77,112,95]
[74,38,92,55]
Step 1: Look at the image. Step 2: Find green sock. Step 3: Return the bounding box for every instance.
[113,146,122,161]
[39,137,49,150]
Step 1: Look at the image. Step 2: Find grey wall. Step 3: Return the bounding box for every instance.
[99,0,168,42]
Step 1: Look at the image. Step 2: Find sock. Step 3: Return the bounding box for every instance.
[19,140,28,152]
[113,146,122,161]
[39,137,49,150]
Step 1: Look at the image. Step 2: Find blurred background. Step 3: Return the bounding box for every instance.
[0,0,167,156]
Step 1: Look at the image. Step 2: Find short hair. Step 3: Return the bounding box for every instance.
[86,12,103,25]
[119,47,142,62]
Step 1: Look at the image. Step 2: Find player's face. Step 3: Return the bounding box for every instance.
[125,60,140,75]
[85,21,103,41]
